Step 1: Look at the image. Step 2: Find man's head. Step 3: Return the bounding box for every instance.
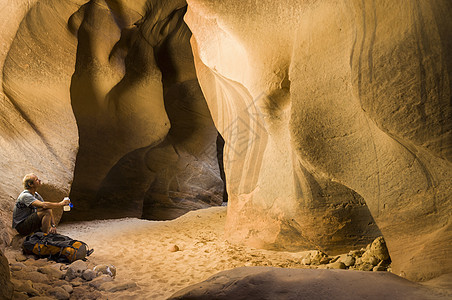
[23,173,41,190]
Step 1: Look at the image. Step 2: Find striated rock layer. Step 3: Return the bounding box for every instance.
[66,0,223,221]
[0,0,83,247]
[0,0,223,241]
[185,0,452,281]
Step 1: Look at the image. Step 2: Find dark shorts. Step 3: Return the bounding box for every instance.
[15,212,41,236]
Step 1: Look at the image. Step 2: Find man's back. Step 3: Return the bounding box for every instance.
[12,190,42,228]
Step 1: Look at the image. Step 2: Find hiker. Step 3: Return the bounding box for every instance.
[12,173,70,235]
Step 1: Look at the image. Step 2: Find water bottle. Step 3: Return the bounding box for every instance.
[63,197,73,211]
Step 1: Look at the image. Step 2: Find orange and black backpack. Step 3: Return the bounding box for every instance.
[23,232,93,263]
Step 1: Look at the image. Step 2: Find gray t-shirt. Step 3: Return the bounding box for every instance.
[12,190,43,228]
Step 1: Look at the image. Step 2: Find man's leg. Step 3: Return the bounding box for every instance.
[15,212,41,235]
[37,209,53,233]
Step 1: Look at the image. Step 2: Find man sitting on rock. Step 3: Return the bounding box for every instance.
[12,173,70,235]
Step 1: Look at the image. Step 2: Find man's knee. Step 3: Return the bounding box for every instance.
[37,208,52,218]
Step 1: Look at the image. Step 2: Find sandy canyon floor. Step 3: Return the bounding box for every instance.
[58,206,317,299]
[4,206,451,299]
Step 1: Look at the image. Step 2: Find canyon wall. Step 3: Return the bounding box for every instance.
[0,0,450,286]
[0,0,81,248]
[185,0,451,281]
[0,0,223,247]
[66,0,223,221]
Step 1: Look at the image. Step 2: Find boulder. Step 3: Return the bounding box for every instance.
[340,255,355,268]
[99,280,137,293]
[46,286,70,300]
[169,267,446,300]
[369,236,390,261]
[89,274,114,289]
[65,260,87,280]
[15,280,40,297]
[0,249,14,299]
[38,266,65,280]
[82,269,97,281]
[12,270,49,284]
[93,264,116,277]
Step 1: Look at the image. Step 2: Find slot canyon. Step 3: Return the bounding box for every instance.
[0,0,450,299]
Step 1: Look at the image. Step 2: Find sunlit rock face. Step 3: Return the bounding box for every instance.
[0,0,82,247]
[0,0,223,246]
[185,0,452,281]
[67,0,223,221]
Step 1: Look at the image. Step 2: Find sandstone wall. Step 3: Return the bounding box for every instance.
[66,0,223,221]
[0,0,84,247]
[185,0,451,281]
[0,0,223,243]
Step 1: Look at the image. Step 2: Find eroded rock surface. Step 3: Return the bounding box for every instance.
[0,0,83,248]
[67,0,223,221]
[0,0,223,241]
[0,249,14,300]
[185,0,451,281]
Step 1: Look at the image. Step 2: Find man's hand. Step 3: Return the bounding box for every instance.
[49,226,57,234]
[60,199,70,206]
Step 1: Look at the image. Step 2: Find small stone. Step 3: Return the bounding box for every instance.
[16,280,40,297]
[361,252,379,266]
[348,250,364,257]
[70,278,83,287]
[369,236,390,261]
[340,255,355,267]
[10,262,25,271]
[53,280,71,287]
[326,261,346,269]
[89,274,114,289]
[33,282,53,294]
[329,256,340,263]
[100,281,137,292]
[12,270,49,283]
[12,291,28,300]
[358,263,374,271]
[72,286,104,300]
[60,284,73,294]
[373,265,386,272]
[46,286,70,300]
[38,266,65,279]
[15,253,28,262]
[93,264,116,277]
[65,260,87,280]
[82,269,97,281]
[10,278,22,289]
[28,258,50,267]
[310,251,329,265]
[377,259,391,268]
[319,256,331,265]
[169,245,180,252]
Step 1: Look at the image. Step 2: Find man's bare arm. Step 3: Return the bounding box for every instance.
[31,199,70,209]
